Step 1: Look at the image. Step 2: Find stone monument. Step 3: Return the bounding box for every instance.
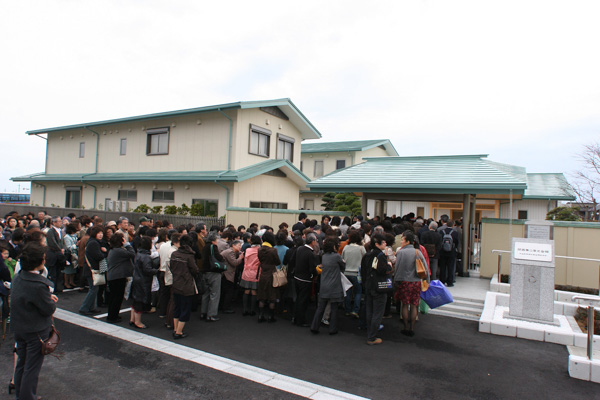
[505,230,559,325]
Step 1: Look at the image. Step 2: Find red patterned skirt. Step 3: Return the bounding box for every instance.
[396,281,422,306]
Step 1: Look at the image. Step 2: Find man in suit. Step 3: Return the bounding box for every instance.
[46,216,66,292]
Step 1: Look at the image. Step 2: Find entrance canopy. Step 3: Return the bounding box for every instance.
[309,154,544,198]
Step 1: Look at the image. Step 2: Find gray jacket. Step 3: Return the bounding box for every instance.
[10,271,56,334]
[394,245,430,283]
[319,252,345,299]
[107,245,135,281]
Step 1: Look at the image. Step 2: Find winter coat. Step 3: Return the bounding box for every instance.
[170,246,199,296]
[106,245,135,281]
[257,244,281,301]
[131,249,158,305]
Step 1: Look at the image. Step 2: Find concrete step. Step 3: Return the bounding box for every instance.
[437,303,482,316]
[428,308,481,322]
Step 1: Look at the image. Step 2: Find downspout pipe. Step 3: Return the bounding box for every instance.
[214,181,230,216]
[84,126,100,174]
[32,181,46,207]
[218,109,233,171]
[82,177,98,210]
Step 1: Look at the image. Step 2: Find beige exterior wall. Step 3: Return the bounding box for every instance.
[233,108,303,170]
[226,210,348,231]
[480,220,600,289]
[233,174,301,210]
[45,112,232,174]
[29,181,228,215]
[499,199,557,220]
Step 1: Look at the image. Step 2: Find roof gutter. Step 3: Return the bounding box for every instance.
[218,108,233,171]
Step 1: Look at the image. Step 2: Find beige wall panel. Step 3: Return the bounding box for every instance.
[233,109,303,170]
[480,221,600,289]
[355,146,389,161]
[46,130,96,174]
[29,186,44,206]
[499,199,553,220]
[480,222,525,279]
[299,193,322,210]
[232,175,300,209]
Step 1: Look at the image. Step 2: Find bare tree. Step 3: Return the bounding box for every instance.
[571,142,600,220]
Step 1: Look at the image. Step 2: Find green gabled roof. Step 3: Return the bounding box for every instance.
[307,154,529,194]
[12,160,309,187]
[25,98,321,140]
[301,139,398,156]
[524,173,576,200]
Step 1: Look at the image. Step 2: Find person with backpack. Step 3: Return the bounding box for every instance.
[438,219,459,287]
[420,221,442,280]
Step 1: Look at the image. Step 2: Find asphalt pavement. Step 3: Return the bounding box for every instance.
[1,288,598,400]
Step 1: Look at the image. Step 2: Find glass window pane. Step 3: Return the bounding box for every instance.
[158,134,168,153]
[250,132,258,154]
[165,191,174,201]
[120,138,127,155]
[151,135,159,154]
[79,142,85,158]
[277,140,283,159]
[314,161,324,177]
[259,134,268,156]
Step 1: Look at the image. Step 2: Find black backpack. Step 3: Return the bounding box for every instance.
[441,229,454,252]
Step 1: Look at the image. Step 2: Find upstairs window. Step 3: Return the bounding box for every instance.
[79,142,85,158]
[120,138,127,155]
[146,127,169,155]
[336,160,346,170]
[276,134,295,162]
[250,201,288,209]
[249,124,271,158]
[314,160,324,178]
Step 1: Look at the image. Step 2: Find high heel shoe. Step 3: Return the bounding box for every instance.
[8,381,15,394]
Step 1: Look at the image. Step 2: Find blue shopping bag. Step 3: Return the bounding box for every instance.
[420,280,453,309]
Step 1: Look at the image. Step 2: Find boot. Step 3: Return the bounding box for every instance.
[250,295,257,316]
[257,307,266,323]
[242,293,250,316]
[268,307,277,323]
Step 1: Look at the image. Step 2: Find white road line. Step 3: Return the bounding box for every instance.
[54,308,369,400]
[93,308,132,319]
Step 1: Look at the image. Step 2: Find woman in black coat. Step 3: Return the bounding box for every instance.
[257,232,281,323]
[130,236,158,329]
[169,235,199,339]
[79,226,107,315]
[10,242,57,399]
[106,233,135,323]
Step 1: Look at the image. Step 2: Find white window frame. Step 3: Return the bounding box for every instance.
[146,127,169,155]
[276,133,295,162]
[249,124,271,158]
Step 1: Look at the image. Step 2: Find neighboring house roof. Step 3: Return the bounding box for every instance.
[307,154,531,194]
[301,139,398,156]
[25,98,321,140]
[524,173,576,200]
[12,159,310,188]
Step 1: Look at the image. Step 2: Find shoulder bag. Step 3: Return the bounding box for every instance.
[415,250,428,280]
[273,266,288,288]
[39,325,61,357]
[210,246,226,272]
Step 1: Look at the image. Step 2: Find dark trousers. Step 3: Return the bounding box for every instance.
[366,291,387,341]
[97,284,107,306]
[14,329,48,400]
[158,272,171,317]
[107,278,127,321]
[439,252,457,285]
[294,279,312,325]
[310,298,340,333]
[47,263,64,292]
[220,277,236,311]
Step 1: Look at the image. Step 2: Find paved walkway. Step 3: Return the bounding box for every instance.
[1,286,598,399]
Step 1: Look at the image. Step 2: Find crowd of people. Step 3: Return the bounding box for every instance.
[0,209,462,398]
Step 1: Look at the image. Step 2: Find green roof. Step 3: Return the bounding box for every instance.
[12,159,310,187]
[307,154,529,194]
[524,173,575,200]
[301,139,398,156]
[25,98,321,140]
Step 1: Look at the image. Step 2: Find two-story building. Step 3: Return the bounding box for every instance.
[298,139,398,210]
[13,99,320,217]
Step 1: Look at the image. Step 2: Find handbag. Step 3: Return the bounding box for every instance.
[39,325,60,356]
[273,267,288,288]
[92,269,106,286]
[341,272,353,293]
[415,250,428,280]
[209,246,226,272]
[420,280,453,309]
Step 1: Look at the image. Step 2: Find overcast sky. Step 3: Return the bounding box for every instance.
[1,0,599,193]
